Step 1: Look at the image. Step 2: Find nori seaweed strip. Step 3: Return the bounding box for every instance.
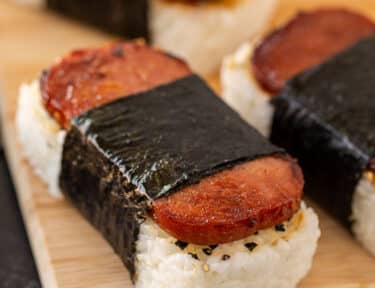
[271,36,375,228]
[60,75,283,278]
[46,0,149,40]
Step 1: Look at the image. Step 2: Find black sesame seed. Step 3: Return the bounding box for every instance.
[254,231,259,235]
[245,242,258,252]
[222,254,230,261]
[188,253,199,260]
[202,248,213,256]
[209,244,218,250]
[175,240,188,250]
[275,224,286,232]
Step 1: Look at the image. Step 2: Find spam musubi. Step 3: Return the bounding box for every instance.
[271,36,375,256]
[16,41,320,287]
[221,8,375,136]
[221,9,375,255]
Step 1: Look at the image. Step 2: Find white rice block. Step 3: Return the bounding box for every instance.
[16,81,65,197]
[352,175,375,256]
[151,0,278,75]
[136,203,320,288]
[221,40,375,256]
[221,40,273,137]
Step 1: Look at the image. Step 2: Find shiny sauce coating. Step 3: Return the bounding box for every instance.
[252,9,375,94]
[41,41,191,128]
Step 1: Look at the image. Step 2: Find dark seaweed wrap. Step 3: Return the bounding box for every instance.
[46,0,149,40]
[60,74,283,278]
[271,36,375,228]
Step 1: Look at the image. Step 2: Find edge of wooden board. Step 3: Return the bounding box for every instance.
[0,81,59,288]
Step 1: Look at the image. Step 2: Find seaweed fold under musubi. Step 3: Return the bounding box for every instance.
[270,35,375,255]
[16,41,320,288]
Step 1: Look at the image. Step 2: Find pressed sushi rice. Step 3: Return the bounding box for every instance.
[352,176,375,256]
[221,39,375,256]
[136,204,319,288]
[221,41,273,137]
[16,79,320,287]
[16,81,65,197]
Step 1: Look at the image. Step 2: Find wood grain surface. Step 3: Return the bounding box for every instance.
[0,0,375,287]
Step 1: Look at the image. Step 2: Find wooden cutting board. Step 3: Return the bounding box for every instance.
[0,1,375,287]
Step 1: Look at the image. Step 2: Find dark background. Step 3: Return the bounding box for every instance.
[0,152,41,288]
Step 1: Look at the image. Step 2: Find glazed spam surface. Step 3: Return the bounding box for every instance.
[252,9,375,94]
[41,42,191,128]
[152,156,303,244]
[271,36,375,227]
[60,75,303,275]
